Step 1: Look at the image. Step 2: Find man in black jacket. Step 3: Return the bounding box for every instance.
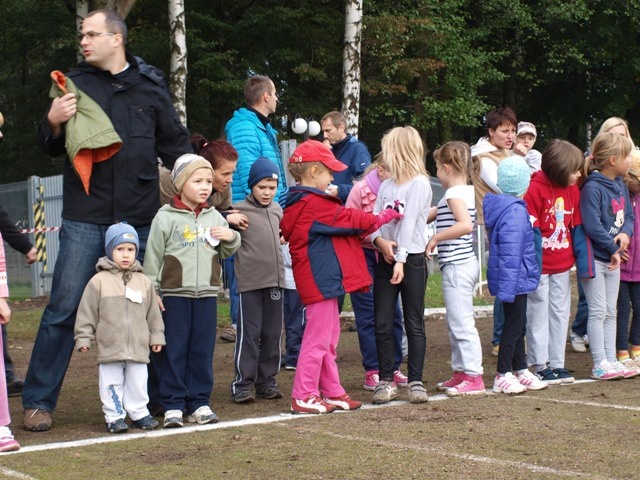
[22,9,191,432]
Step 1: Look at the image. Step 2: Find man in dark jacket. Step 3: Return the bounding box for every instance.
[22,9,191,432]
[320,111,371,203]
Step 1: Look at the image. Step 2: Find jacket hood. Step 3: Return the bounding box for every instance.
[95,255,143,274]
[282,186,341,233]
[581,171,620,191]
[471,137,498,157]
[225,108,270,134]
[75,53,163,85]
[483,193,525,230]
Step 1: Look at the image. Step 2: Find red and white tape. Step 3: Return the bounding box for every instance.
[19,227,61,234]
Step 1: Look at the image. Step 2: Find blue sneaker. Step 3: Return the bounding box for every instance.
[535,367,562,385]
[105,418,128,434]
[552,368,575,384]
[131,415,159,430]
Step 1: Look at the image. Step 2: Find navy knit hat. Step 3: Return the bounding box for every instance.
[497,155,531,197]
[105,222,139,260]
[248,157,279,190]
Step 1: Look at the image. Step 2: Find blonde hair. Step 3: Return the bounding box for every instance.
[288,162,312,182]
[598,117,632,139]
[433,141,472,184]
[585,132,633,176]
[380,126,428,182]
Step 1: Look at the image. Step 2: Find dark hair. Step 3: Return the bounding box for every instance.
[540,139,584,187]
[243,76,273,106]
[86,9,127,43]
[486,107,517,131]
[191,134,238,169]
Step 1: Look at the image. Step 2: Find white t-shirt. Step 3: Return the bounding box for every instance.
[435,184,476,265]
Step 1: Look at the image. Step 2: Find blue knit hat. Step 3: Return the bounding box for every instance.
[497,155,531,197]
[248,157,279,190]
[105,222,139,260]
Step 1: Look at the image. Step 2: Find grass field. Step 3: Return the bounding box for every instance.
[0,280,633,480]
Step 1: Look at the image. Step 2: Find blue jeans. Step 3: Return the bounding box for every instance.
[224,256,238,326]
[374,254,427,383]
[616,281,640,350]
[492,298,505,346]
[22,219,149,412]
[351,248,403,372]
[572,279,589,337]
[283,288,305,368]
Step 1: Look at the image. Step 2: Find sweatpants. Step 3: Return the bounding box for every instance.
[159,296,217,415]
[292,298,345,399]
[526,270,571,370]
[231,288,283,395]
[99,361,150,423]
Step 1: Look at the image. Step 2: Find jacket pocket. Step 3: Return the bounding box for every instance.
[161,255,183,289]
[128,104,155,139]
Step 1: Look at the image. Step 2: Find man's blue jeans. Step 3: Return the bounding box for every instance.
[22,219,149,412]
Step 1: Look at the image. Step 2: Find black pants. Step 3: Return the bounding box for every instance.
[497,294,528,374]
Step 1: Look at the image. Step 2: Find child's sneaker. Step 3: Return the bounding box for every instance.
[492,344,499,356]
[105,417,129,433]
[445,374,486,397]
[131,415,159,430]
[613,360,640,379]
[569,333,587,353]
[408,381,429,404]
[163,409,184,428]
[591,360,624,380]
[363,370,379,391]
[534,367,561,385]
[552,368,575,384]
[323,394,362,411]
[517,369,549,390]
[493,372,527,394]
[186,406,219,424]
[0,427,20,452]
[393,370,409,387]
[371,380,398,404]
[291,395,336,414]
[437,371,465,391]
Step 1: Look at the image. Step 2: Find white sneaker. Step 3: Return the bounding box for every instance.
[163,409,183,428]
[515,369,549,390]
[569,333,586,353]
[186,405,219,424]
[493,372,527,394]
[613,360,640,379]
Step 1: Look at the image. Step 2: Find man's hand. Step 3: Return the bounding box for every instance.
[47,93,77,136]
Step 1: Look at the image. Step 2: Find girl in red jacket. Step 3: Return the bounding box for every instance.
[281,140,402,414]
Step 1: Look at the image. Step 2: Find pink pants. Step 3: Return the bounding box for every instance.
[291,298,346,399]
[0,327,10,426]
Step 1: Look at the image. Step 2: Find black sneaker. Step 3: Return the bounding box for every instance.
[232,390,256,404]
[105,418,129,434]
[6,378,24,398]
[535,367,562,385]
[256,387,283,400]
[552,368,575,384]
[131,415,159,430]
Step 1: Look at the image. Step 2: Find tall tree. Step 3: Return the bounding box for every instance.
[168,0,187,124]
[342,0,363,136]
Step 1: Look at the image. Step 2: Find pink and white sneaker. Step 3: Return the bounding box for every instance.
[0,427,20,452]
[445,374,486,397]
[393,370,408,387]
[363,370,379,391]
[437,371,465,391]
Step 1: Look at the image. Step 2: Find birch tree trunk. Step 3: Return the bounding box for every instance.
[341,0,363,137]
[169,0,188,126]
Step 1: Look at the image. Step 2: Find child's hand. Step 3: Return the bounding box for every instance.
[156,294,165,312]
[0,298,11,325]
[79,346,89,353]
[151,345,163,353]
[609,252,621,270]
[427,206,438,224]
[210,226,235,242]
[621,250,630,263]
[375,208,403,229]
[390,262,404,284]
[513,142,528,157]
[425,236,438,260]
[374,237,397,264]
[614,232,630,253]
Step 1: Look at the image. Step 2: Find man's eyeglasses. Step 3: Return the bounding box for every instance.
[78,31,115,41]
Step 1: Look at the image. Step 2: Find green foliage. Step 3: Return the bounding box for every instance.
[2,0,640,182]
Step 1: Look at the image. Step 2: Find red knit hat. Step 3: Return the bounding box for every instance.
[290,140,347,172]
